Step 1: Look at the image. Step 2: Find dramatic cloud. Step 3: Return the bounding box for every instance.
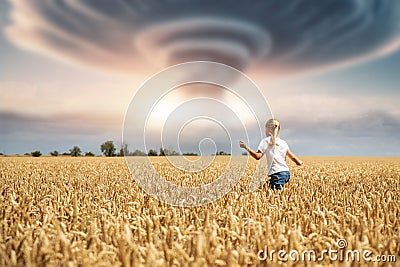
[0,111,122,140]
[2,1,400,156]
[282,109,400,156]
[0,111,122,154]
[4,0,400,76]
[2,105,399,156]
[264,87,400,155]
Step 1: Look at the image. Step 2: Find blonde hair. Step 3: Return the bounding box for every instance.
[266,119,280,145]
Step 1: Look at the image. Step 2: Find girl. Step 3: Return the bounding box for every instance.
[240,119,303,190]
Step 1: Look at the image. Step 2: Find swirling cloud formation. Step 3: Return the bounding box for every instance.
[4,0,400,76]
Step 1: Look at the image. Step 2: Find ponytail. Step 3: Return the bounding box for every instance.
[266,119,280,146]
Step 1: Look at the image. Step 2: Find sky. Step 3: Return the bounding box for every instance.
[1,0,400,156]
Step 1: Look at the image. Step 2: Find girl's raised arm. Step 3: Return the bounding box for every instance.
[287,149,303,166]
[239,141,263,160]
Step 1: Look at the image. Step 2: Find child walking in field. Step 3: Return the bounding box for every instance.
[240,119,303,190]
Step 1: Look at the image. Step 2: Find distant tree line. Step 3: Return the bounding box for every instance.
[21,140,217,157]
[216,151,231,156]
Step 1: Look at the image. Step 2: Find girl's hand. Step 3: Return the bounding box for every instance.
[287,149,303,166]
[239,141,248,150]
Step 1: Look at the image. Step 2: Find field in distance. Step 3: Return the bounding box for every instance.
[1,156,399,266]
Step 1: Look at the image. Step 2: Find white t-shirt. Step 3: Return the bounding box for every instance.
[257,136,290,176]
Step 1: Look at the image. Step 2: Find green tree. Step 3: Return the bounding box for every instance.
[160,147,180,156]
[85,151,95,157]
[101,141,116,157]
[183,152,198,156]
[70,146,82,157]
[31,150,42,157]
[118,143,129,156]
[169,149,180,156]
[50,150,59,156]
[131,149,146,156]
[147,149,158,156]
[159,147,166,156]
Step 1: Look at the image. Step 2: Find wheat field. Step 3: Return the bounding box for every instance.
[0,156,399,266]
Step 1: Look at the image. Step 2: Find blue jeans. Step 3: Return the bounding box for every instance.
[268,171,290,190]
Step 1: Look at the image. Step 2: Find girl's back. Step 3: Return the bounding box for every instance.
[240,118,303,190]
[258,136,289,175]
